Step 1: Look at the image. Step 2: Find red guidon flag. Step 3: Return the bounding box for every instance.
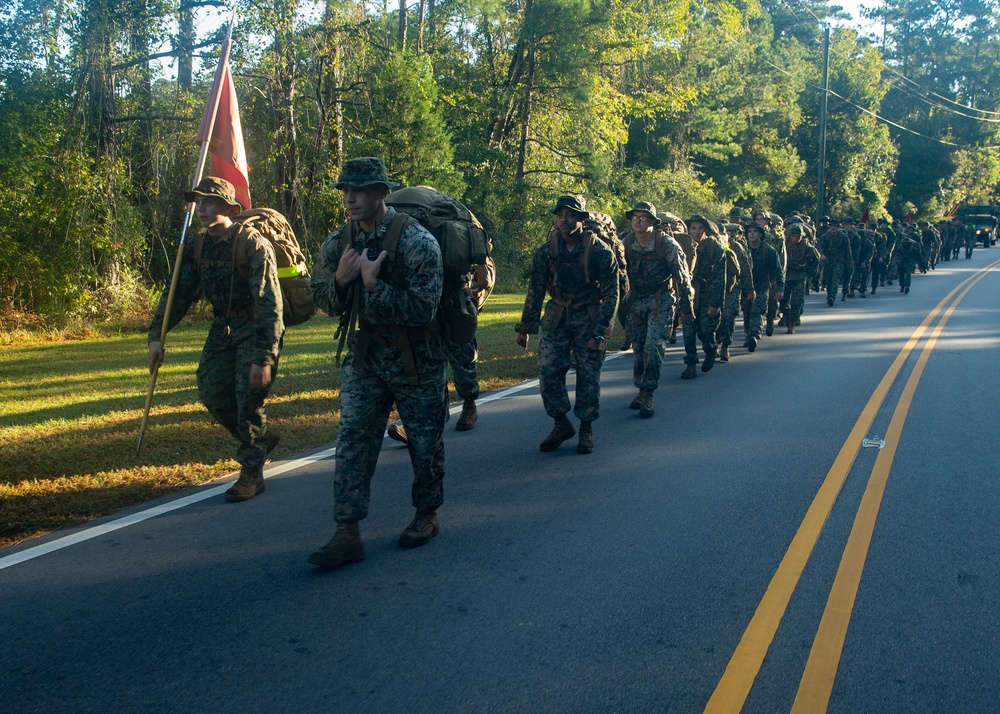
[860,207,870,224]
[196,37,251,208]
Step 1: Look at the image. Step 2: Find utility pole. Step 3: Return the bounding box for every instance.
[817,26,831,223]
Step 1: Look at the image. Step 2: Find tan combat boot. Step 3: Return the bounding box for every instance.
[387,423,409,444]
[681,364,697,379]
[309,523,366,568]
[577,421,595,454]
[224,465,264,502]
[399,510,439,548]
[719,343,731,362]
[456,399,478,431]
[540,415,575,452]
[639,391,655,419]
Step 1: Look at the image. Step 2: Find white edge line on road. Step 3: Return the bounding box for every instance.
[0,351,627,571]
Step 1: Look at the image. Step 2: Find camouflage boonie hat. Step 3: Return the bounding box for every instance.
[551,194,589,216]
[687,214,711,229]
[184,176,242,207]
[334,157,400,190]
[626,201,661,225]
[786,222,804,235]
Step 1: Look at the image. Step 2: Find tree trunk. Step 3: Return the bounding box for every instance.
[398,0,407,50]
[177,3,194,89]
[515,38,535,184]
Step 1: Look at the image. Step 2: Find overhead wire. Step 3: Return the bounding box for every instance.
[760,58,1000,149]
[882,65,1000,117]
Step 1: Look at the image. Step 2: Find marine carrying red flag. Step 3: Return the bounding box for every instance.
[196,37,251,208]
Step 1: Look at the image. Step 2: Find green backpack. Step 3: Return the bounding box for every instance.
[194,207,316,327]
[384,186,493,344]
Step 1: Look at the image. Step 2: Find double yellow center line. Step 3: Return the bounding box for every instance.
[705,260,1000,713]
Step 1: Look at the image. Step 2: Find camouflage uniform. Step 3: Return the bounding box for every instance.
[516,229,618,423]
[622,228,693,392]
[894,235,928,291]
[746,236,784,340]
[717,228,753,351]
[782,232,820,328]
[852,230,875,297]
[682,228,727,369]
[817,227,853,304]
[312,206,447,523]
[148,219,283,472]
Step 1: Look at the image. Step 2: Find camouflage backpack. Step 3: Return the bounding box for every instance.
[193,207,316,327]
[365,186,493,345]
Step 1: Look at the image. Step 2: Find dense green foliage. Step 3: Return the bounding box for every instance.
[2,0,999,319]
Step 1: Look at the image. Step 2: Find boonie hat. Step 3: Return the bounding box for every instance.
[184,176,243,208]
[551,195,589,216]
[334,157,400,190]
[626,201,661,225]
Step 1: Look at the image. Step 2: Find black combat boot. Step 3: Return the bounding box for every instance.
[766,317,775,336]
[540,415,576,452]
[630,390,644,410]
[747,335,758,352]
[309,523,365,568]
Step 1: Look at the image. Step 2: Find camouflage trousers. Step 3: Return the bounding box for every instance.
[626,291,675,391]
[852,264,871,295]
[747,286,770,338]
[538,308,606,422]
[447,337,480,401]
[196,326,280,470]
[871,259,888,288]
[766,280,780,320]
[840,263,854,296]
[682,305,721,364]
[334,339,448,524]
[897,259,916,288]
[824,259,846,299]
[782,277,807,325]
[716,287,742,347]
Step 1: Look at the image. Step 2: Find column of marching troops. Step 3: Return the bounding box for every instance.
[149,161,978,571]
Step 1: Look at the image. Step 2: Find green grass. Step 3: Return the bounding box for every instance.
[0,294,565,547]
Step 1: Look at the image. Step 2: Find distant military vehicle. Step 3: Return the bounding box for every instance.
[956,205,999,247]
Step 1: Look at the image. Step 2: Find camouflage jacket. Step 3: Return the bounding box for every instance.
[691,234,727,311]
[818,228,853,264]
[148,222,283,367]
[857,233,875,265]
[785,240,820,280]
[311,206,443,328]
[621,229,694,315]
[515,230,619,337]
[747,240,785,293]
[728,238,755,293]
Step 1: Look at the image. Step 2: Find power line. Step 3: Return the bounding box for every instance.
[886,80,1000,123]
[761,58,1000,149]
[883,65,1000,118]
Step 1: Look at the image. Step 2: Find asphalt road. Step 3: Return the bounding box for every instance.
[3,250,1000,713]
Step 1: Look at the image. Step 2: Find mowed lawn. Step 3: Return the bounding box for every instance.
[0,294,569,547]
